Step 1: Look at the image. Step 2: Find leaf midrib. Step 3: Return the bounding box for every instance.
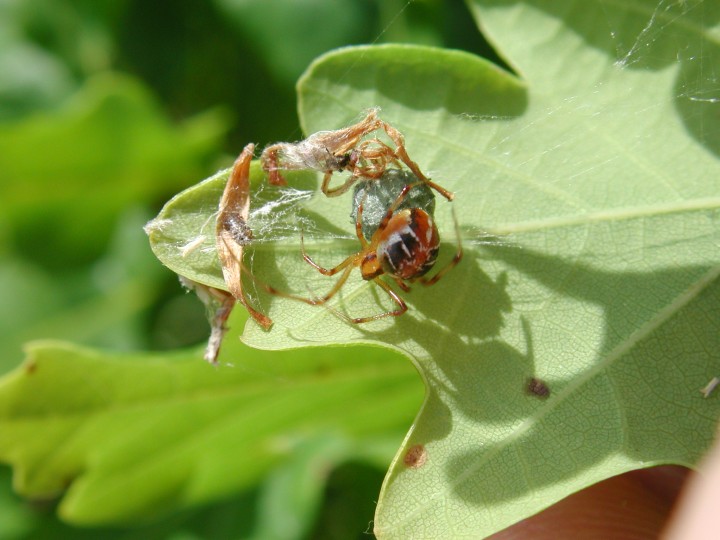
[2,360,414,421]
[489,196,720,234]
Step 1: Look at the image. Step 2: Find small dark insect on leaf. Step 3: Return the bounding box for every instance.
[221,213,253,246]
[216,143,273,332]
[526,377,551,398]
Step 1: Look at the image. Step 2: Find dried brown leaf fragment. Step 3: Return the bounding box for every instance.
[216,143,273,332]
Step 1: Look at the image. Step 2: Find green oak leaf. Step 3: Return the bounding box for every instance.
[0,72,228,264]
[0,316,420,526]
[148,0,720,537]
[215,0,374,86]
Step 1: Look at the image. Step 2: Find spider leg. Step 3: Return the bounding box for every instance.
[264,265,406,324]
[299,186,368,276]
[300,224,361,278]
[236,255,353,311]
[320,146,374,198]
[232,255,404,324]
[263,263,356,308]
[417,204,463,286]
[391,275,412,292]
[319,114,386,197]
[353,193,371,248]
[315,276,408,324]
[380,122,455,201]
[344,277,407,323]
[352,139,401,179]
[321,168,357,198]
[369,181,420,243]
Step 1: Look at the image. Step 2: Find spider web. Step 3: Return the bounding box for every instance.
[140,11,720,531]
[463,0,718,227]
[217,0,717,317]
[158,0,718,333]
[356,2,719,537]
[211,1,719,536]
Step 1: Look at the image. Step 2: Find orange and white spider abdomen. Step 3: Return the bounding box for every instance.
[377,208,440,280]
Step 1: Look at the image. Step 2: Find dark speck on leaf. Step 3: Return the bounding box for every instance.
[527,377,550,398]
[404,444,427,469]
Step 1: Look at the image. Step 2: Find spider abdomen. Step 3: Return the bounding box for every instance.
[377,208,439,280]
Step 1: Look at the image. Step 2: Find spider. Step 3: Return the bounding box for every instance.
[260,108,455,202]
[264,173,463,323]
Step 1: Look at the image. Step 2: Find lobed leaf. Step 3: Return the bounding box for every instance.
[148,0,720,536]
[0,320,420,525]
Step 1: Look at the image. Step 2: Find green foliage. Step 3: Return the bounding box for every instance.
[215,0,376,86]
[0,74,227,375]
[148,1,720,538]
[0,327,419,529]
[1,0,719,538]
[0,73,227,266]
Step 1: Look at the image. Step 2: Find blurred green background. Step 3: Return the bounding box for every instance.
[0,0,495,537]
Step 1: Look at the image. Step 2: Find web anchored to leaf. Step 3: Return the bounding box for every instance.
[146,174,338,256]
[146,0,720,538]
[148,105,473,355]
